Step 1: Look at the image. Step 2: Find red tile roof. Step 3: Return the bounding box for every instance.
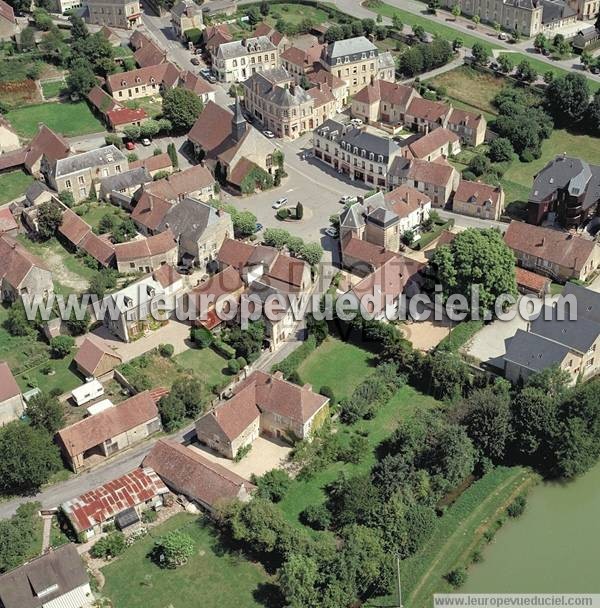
[114,230,176,263]
[88,86,120,114]
[405,158,456,187]
[454,179,502,207]
[153,264,182,288]
[504,221,596,273]
[179,71,215,97]
[106,62,180,93]
[129,152,172,173]
[309,67,345,90]
[143,439,255,509]
[384,184,431,217]
[62,467,168,533]
[57,391,160,458]
[409,128,459,159]
[0,361,20,403]
[59,209,90,246]
[134,38,167,68]
[406,97,451,123]
[0,234,49,289]
[354,79,414,108]
[74,338,122,377]
[515,266,550,294]
[79,232,115,267]
[24,125,70,172]
[187,101,235,155]
[228,157,258,188]
[143,164,215,200]
[269,253,306,288]
[307,83,335,108]
[0,0,15,24]
[0,207,18,233]
[448,107,484,130]
[217,238,255,271]
[131,191,173,231]
[188,266,243,314]
[342,233,399,269]
[107,107,148,127]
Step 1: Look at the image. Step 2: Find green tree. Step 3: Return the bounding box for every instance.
[392,13,403,30]
[587,90,600,133]
[488,137,514,162]
[534,32,548,52]
[66,308,90,335]
[90,531,126,558]
[162,88,204,133]
[263,227,290,249]
[467,154,490,176]
[254,469,291,502]
[157,393,186,432]
[155,530,195,568]
[451,3,461,18]
[471,42,490,65]
[6,302,34,337]
[66,58,97,97]
[515,59,537,83]
[0,423,61,495]
[69,13,89,39]
[167,142,179,169]
[139,119,160,139]
[72,31,115,77]
[88,268,118,298]
[296,201,304,220]
[306,312,329,344]
[50,335,74,358]
[98,213,116,234]
[245,5,261,25]
[58,190,74,208]
[324,24,344,43]
[27,393,64,435]
[170,377,206,418]
[545,73,591,125]
[279,553,321,607]
[123,124,141,141]
[232,210,257,238]
[497,54,513,73]
[37,200,63,240]
[299,242,323,265]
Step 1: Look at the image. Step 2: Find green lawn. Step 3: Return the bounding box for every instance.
[41,80,66,99]
[0,170,34,204]
[102,514,271,608]
[266,2,329,25]
[278,384,441,528]
[73,202,126,231]
[124,95,163,119]
[174,347,230,388]
[297,336,376,400]
[6,101,104,138]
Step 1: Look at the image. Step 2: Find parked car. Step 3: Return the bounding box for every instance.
[206,74,217,83]
[263,129,275,138]
[350,118,363,127]
[325,227,338,238]
[254,222,264,233]
[141,138,151,146]
[125,141,135,150]
[498,32,509,40]
[272,197,288,209]
[176,265,192,275]
[339,195,356,204]
[191,57,200,65]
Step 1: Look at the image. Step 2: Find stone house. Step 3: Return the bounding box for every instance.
[453,179,505,221]
[85,0,142,29]
[113,230,178,273]
[129,153,173,178]
[0,0,16,41]
[106,62,181,101]
[309,69,349,112]
[179,70,216,104]
[99,166,151,201]
[212,35,279,83]
[408,127,461,162]
[73,337,123,379]
[42,145,129,204]
[0,361,24,426]
[143,439,256,513]
[504,221,600,282]
[280,43,324,84]
[171,0,203,39]
[0,235,53,303]
[56,391,162,472]
[196,371,329,458]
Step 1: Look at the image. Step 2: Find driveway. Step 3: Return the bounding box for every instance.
[403,319,453,351]
[188,437,292,481]
[88,319,192,362]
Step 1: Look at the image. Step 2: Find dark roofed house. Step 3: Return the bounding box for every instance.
[56,391,162,472]
[0,544,91,608]
[527,154,600,227]
[61,467,168,539]
[99,166,151,201]
[143,439,256,512]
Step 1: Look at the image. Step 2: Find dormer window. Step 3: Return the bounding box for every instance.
[369,152,374,160]
[136,77,141,83]
[378,155,383,162]
[150,77,156,83]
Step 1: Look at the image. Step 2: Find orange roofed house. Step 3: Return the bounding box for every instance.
[453,179,505,221]
[0,361,24,426]
[143,439,256,513]
[195,370,330,458]
[56,391,162,472]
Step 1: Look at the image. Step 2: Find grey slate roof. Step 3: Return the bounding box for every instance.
[171,0,202,17]
[340,202,366,229]
[378,51,395,70]
[367,205,399,228]
[0,544,89,608]
[504,328,571,372]
[563,282,600,324]
[159,197,218,241]
[340,126,401,162]
[325,36,377,64]
[53,145,126,179]
[530,155,600,212]
[217,36,275,60]
[100,167,150,194]
[25,180,51,204]
[541,0,576,23]
[244,69,310,107]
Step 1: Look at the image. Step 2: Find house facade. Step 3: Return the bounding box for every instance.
[171,0,203,39]
[0,361,24,426]
[43,145,128,204]
[212,36,279,83]
[453,179,505,221]
[86,0,142,29]
[73,337,123,379]
[114,231,178,274]
[106,62,180,101]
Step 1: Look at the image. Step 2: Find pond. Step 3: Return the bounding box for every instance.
[463,462,600,593]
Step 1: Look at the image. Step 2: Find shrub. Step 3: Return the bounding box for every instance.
[212,339,236,359]
[90,532,126,559]
[234,443,252,462]
[142,509,158,524]
[253,469,291,502]
[159,343,174,358]
[300,503,332,530]
[507,494,527,518]
[446,568,468,587]
[227,358,240,374]
[319,385,335,404]
[276,208,290,220]
[50,335,75,359]
[154,530,195,568]
[236,356,247,369]
[191,326,213,348]
[287,370,302,385]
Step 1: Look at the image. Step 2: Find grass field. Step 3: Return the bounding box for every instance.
[41,80,66,99]
[385,467,538,608]
[6,101,103,138]
[297,337,376,400]
[427,66,504,118]
[278,383,441,528]
[124,95,163,119]
[102,514,271,608]
[0,170,34,204]
[266,2,329,25]
[73,202,126,231]
[174,347,230,388]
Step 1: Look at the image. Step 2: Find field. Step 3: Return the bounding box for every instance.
[297,336,376,400]
[0,170,34,205]
[0,78,41,107]
[265,2,330,25]
[102,514,271,608]
[388,467,538,608]
[73,202,126,231]
[41,79,66,100]
[174,347,231,388]
[6,101,103,138]
[427,65,505,119]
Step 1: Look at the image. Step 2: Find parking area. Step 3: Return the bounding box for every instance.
[403,318,453,351]
[188,436,292,481]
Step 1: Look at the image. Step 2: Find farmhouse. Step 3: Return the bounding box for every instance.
[56,391,162,472]
[113,230,178,273]
[196,371,330,458]
[143,439,256,512]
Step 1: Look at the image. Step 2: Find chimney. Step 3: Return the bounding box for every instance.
[289,82,295,95]
[302,383,313,391]
[370,74,375,86]
[149,196,153,211]
[273,371,284,380]
[241,38,247,47]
